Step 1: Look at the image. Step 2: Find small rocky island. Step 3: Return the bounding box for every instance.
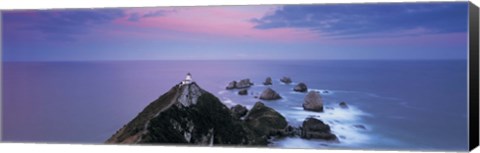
[107,74,339,146]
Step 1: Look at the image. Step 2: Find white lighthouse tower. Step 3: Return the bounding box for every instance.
[182,72,193,85]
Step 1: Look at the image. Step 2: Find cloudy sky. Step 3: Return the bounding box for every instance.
[2,2,469,61]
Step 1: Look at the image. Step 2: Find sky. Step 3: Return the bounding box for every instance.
[1,2,469,61]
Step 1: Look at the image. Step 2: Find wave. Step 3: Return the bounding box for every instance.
[308,88,334,95]
[221,97,237,107]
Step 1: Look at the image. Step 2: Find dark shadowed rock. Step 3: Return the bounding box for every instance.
[245,102,289,137]
[280,77,292,84]
[231,104,248,119]
[339,101,348,109]
[301,117,338,141]
[226,81,237,90]
[303,91,324,112]
[238,89,248,95]
[293,82,308,92]
[259,88,282,100]
[237,79,254,89]
[263,77,272,85]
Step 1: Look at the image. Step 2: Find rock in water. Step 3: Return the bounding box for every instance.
[226,81,237,90]
[259,88,282,100]
[245,102,288,137]
[236,79,253,89]
[293,82,308,92]
[106,82,267,145]
[226,79,253,89]
[339,101,348,109]
[301,117,337,141]
[280,77,292,84]
[231,104,248,119]
[303,91,324,112]
[238,89,248,95]
[263,77,272,85]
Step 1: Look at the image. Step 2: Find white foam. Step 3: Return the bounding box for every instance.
[308,88,334,95]
[221,98,237,107]
[289,91,307,95]
[217,90,228,95]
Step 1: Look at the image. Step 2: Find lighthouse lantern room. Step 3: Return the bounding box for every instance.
[182,72,193,85]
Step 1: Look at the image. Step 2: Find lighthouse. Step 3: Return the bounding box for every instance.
[182,72,193,85]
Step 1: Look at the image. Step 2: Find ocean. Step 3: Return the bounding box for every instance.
[1,60,468,151]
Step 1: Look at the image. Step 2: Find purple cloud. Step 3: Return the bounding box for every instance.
[3,9,126,41]
[127,9,176,22]
[251,2,468,39]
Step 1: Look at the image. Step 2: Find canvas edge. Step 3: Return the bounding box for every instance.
[469,1,480,151]
[0,10,3,142]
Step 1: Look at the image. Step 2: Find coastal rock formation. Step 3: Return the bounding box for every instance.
[339,101,348,109]
[245,102,289,137]
[226,81,237,90]
[237,79,254,89]
[303,91,324,112]
[293,83,308,92]
[106,82,267,145]
[238,89,248,95]
[280,77,292,84]
[263,77,272,85]
[226,79,253,89]
[259,88,282,100]
[231,104,248,119]
[301,117,338,141]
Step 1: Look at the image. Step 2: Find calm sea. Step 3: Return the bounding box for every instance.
[1,60,468,151]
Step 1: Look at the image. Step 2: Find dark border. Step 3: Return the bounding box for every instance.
[469,1,479,151]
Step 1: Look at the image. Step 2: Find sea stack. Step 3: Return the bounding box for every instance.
[263,77,272,85]
[293,82,308,92]
[226,79,253,89]
[301,117,338,141]
[303,91,324,112]
[259,88,282,100]
[238,89,248,95]
[280,77,292,84]
[339,101,348,109]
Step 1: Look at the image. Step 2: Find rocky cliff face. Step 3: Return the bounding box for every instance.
[106,82,267,145]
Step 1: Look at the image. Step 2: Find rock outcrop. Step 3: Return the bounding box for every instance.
[106,82,267,145]
[237,79,254,88]
[339,101,348,109]
[245,102,289,137]
[226,79,253,89]
[259,88,282,100]
[293,83,308,92]
[280,77,292,84]
[303,91,324,112]
[263,77,272,85]
[301,117,337,141]
[231,104,248,119]
[238,89,248,95]
[226,81,237,90]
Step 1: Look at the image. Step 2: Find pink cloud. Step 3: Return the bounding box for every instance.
[112,6,318,42]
